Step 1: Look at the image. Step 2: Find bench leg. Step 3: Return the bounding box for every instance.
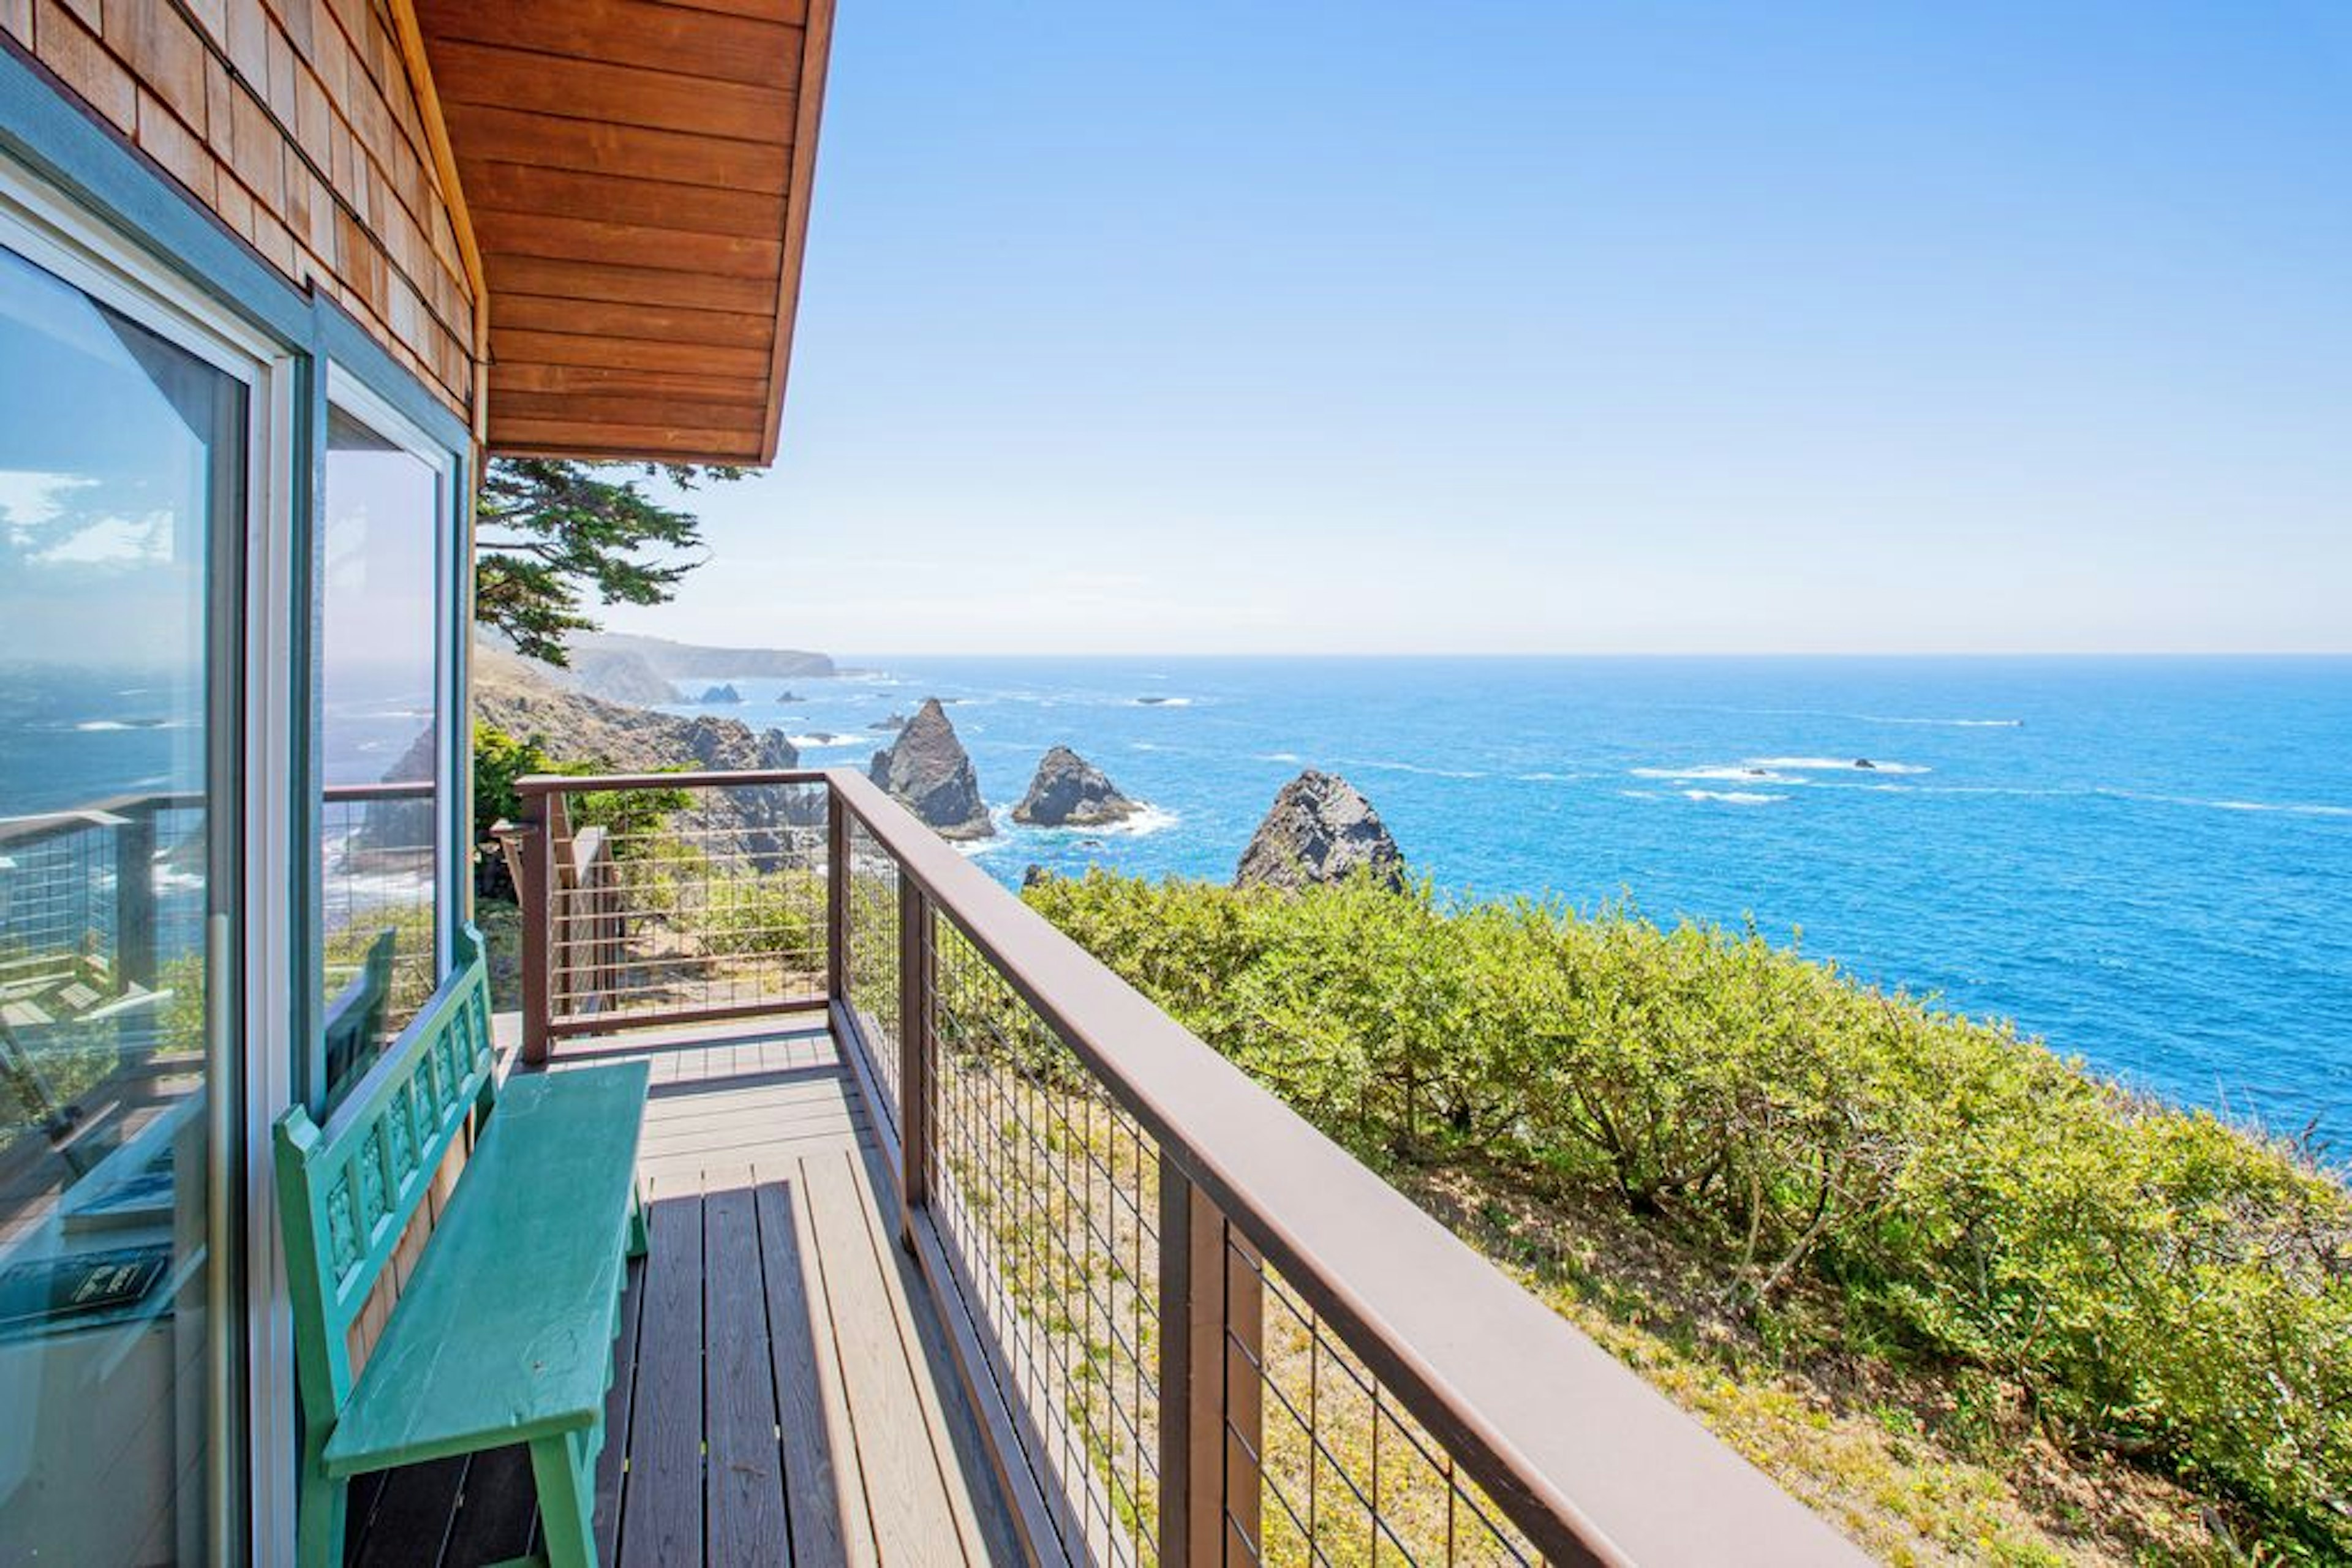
[530,1428,598,1568]
[626,1187,650,1260]
[295,1429,345,1568]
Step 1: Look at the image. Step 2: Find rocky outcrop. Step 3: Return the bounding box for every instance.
[473,645,813,861]
[1234,771,1405,892]
[1013,746,1139,827]
[699,683,744,704]
[868,698,993,840]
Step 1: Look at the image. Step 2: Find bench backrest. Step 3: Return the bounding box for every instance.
[274,924,497,1428]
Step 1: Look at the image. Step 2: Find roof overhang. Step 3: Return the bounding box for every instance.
[413,0,832,466]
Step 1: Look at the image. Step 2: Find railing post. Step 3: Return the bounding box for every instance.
[516,791,552,1066]
[112,801,157,993]
[825,783,849,1005]
[1159,1155,1263,1567]
[897,878,934,1245]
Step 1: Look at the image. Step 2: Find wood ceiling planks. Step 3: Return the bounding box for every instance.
[415,0,831,464]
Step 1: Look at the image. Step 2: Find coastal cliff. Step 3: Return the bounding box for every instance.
[474,644,812,852]
[571,630,835,680]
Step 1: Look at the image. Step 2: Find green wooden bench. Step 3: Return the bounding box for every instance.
[275,925,650,1567]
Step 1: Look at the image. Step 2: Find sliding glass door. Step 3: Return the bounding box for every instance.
[0,233,249,1560]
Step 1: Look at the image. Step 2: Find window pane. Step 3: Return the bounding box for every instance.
[320,408,440,1106]
[0,243,243,1563]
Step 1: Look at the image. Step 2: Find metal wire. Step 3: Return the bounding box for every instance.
[321,786,437,1044]
[929,911,1164,1566]
[844,816,902,1133]
[543,782,828,1026]
[1232,1245,1536,1567]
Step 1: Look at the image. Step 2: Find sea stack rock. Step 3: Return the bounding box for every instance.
[869,698,994,840]
[1235,771,1405,892]
[1013,745,1140,827]
[699,683,744,704]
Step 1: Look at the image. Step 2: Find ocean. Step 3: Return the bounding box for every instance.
[660,655,2352,1149]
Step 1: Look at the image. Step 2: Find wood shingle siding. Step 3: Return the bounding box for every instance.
[4,0,478,417]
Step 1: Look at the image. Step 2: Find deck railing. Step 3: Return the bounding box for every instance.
[504,767,1869,1567]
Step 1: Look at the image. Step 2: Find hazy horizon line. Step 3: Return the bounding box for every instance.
[808,647,2352,662]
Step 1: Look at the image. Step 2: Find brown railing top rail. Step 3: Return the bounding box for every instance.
[0,789,206,849]
[839,767,1862,1567]
[513,764,1869,1566]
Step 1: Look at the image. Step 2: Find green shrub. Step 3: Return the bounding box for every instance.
[1022,870,2352,1558]
[473,725,692,853]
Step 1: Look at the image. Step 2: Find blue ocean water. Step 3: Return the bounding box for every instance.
[689,656,2352,1145]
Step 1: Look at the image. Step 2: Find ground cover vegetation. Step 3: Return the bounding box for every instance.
[1019,870,2352,1564]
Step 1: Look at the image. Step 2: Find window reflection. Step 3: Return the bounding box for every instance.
[320,409,441,1107]
[0,243,242,1564]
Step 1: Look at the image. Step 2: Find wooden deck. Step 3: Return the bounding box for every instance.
[341,1022,1020,1567]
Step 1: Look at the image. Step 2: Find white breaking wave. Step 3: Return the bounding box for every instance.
[1683,790,1786,805]
[1856,715,2022,728]
[788,733,869,750]
[2207,799,2352,818]
[1343,758,1487,780]
[1258,751,1304,764]
[1831,780,2349,820]
[1133,696,1194,707]
[1632,764,1805,784]
[1747,755,1930,775]
[1024,802,1180,839]
[2106,789,2352,820]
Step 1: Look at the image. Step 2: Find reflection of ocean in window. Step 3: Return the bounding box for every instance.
[0,239,243,1566]
[320,407,441,1105]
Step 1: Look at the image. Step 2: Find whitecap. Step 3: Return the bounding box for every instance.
[1632,764,1804,784]
[1682,790,1786,805]
[2104,788,2352,820]
[1747,756,1929,775]
[2210,799,2352,818]
[1853,715,2022,728]
[74,720,131,731]
[1133,696,1193,707]
[1022,802,1180,839]
[1512,771,1587,783]
[789,733,868,750]
[1343,758,1487,780]
[1257,751,1303,765]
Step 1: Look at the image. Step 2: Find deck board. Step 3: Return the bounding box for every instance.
[705,1186,790,1566]
[344,1024,1018,1567]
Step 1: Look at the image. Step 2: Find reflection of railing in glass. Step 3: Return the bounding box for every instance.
[320,780,437,1104]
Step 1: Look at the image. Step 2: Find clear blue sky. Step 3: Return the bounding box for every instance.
[606,1,2352,656]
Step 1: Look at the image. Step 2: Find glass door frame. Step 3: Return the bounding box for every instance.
[0,154,301,1566]
[320,365,467,997]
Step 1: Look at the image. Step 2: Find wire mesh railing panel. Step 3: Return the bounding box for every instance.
[1232,1246,1538,1567]
[843,815,901,1133]
[320,785,437,1057]
[546,780,828,1027]
[929,911,1163,1567]
[0,815,113,990]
